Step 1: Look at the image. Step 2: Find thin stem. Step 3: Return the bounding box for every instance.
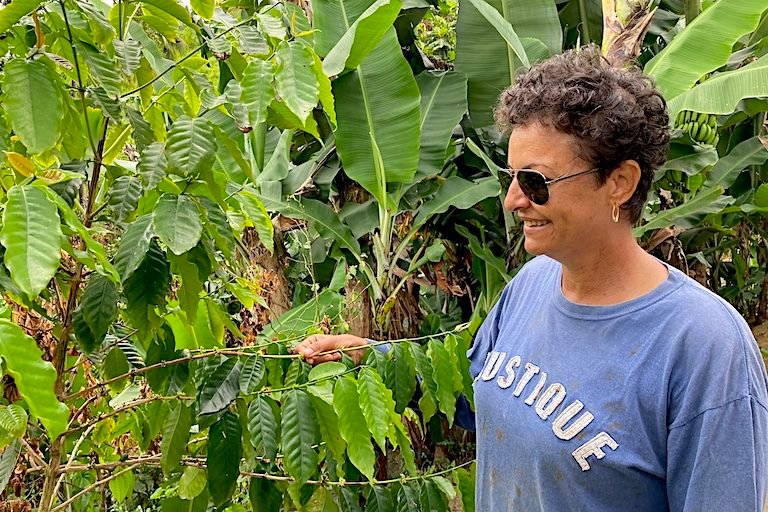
[59,0,97,156]
[51,464,143,512]
[120,10,277,99]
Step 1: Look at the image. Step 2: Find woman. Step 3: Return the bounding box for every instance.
[295,46,768,511]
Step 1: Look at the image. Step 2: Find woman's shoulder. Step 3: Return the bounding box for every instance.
[661,266,768,423]
[665,266,753,343]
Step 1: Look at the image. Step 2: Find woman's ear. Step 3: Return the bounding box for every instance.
[608,160,642,206]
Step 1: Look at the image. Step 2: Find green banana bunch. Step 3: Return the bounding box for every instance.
[674,110,719,146]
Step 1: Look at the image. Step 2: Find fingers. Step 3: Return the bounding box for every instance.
[293,335,343,365]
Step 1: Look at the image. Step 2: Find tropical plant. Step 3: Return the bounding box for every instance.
[0,0,766,510]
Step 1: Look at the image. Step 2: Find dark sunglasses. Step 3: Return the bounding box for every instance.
[499,167,601,205]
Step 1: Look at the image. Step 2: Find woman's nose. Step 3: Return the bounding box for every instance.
[503,174,531,212]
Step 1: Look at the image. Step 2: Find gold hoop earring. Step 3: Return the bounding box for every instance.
[611,203,620,223]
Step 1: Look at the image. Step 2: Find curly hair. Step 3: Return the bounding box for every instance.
[494,45,670,223]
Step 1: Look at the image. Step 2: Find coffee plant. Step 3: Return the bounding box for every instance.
[0,0,766,510]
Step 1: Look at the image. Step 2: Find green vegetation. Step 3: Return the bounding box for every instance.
[0,0,765,510]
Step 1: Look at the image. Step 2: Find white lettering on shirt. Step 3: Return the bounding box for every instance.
[572,432,619,471]
[513,362,540,397]
[552,400,595,440]
[524,372,547,405]
[535,383,566,420]
[477,351,616,471]
[480,351,506,381]
[496,355,521,389]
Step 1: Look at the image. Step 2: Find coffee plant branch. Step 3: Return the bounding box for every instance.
[119,6,280,99]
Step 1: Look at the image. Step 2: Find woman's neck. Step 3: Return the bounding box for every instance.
[559,237,668,306]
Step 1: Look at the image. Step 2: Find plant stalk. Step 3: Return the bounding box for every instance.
[684,0,700,25]
[39,119,109,512]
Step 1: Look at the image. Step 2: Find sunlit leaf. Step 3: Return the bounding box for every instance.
[0,185,62,297]
[1,59,64,154]
[0,320,69,439]
[154,194,203,255]
[333,376,375,480]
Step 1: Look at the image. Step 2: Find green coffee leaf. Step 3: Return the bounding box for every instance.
[0,185,62,298]
[333,376,375,480]
[241,59,275,127]
[113,38,142,75]
[190,0,213,18]
[166,116,217,178]
[0,404,27,449]
[420,480,447,511]
[385,343,417,414]
[0,320,68,439]
[168,243,208,322]
[396,482,421,512]
[247,396,279,460]
[114,214,155,281]
[336,487,363,512]
[307,392,346,470]
[455,464,476,512]
[179,466,207,500]
[430,476,456,501]
[409,343,438,424]
[357,367,392,451]
[275,42,319,124]
[123,240,170,330]
[109,468,135,502]
[154,194,203,255]
[1,59,64,154]
[161,402,192,476]
[250,477,284,512]
[138,142,167,190]
[197,356,242,415]
[428,339,458,426]
[365,486,394,512]
[208,410,242,507]
[281,389,319,484]
[79,42,122,97]
[239,191,274,254]
[0,441,19,493]
[126,107,154,151]
[240,355,265,394]
[109,175,142,221]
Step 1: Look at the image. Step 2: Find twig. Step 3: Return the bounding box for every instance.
[64,395,194,436]
[50,463,143,512]
[120,6,280,99]
[20,438,46,469]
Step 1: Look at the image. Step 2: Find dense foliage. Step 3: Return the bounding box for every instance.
[0,0,766,510]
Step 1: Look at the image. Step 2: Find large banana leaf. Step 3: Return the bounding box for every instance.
[332,30,421,206]
[313,0,375,56]
[412,177,500,232]
[666,54,768,119]
[644,0,768,100]
[634,187,735,236]
[455,0,561,127]
[706,137,768,189]
[415,71,468,181]
[322,0,403,76]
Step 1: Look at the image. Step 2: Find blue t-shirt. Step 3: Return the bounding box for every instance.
[468,256,768,511]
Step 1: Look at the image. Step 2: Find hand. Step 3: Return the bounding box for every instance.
[293,334,369,365]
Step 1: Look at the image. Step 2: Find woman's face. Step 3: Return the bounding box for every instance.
[504,122,615,262]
